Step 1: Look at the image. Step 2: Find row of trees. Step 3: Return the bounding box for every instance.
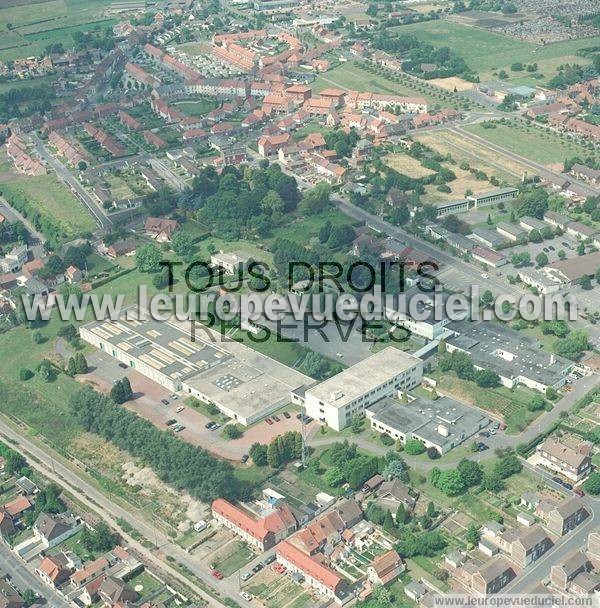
[249,431,303,468]
[69,387,239,501]
[430,449,522,497]
[438,350,501,388]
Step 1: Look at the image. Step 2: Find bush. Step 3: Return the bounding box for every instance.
[404,439,426,455]
[18,368,33,381]
[222,424,243,440]
[380,434,395,446]
[427,447,440,459]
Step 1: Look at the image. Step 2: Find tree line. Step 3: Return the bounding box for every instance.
[69,387,240,501]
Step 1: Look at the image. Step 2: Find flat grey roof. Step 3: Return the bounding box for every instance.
[83,307,311,420]
[446,320,572,386]
[306,348,421,409]
[367,394,489,449]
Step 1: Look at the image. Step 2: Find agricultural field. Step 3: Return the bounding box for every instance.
[2,172,97,240]
[0,0,117,61]
[463,122,600,167]
[396,20,600,83]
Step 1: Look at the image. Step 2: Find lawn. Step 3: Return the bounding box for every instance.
[173,98,219,117]
[212,541,254,576]
[383,153,435,179]
[396,21,600,82]
[313,61,437,103]
[463,122,599,167]
[2,174,96,241]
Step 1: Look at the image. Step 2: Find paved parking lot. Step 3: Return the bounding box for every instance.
[84,351,314,462]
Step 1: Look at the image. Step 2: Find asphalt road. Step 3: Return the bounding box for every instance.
[29,133,112,230]
[0,540,70,607]
[335,196,521,299]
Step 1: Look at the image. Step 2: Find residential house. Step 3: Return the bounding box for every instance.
[367,550,404,587]
[35,554,71,589]
[276,540,351,604]
[144,217,179,242]
[33,512,83,549]
[550,549,590,590]
[543,497,589,536]
[469,556,516,595]
[210,250,252,274]
[65,265,83,284]
[0,580,23,608]
[98,576,139,606]
[537,437,593,482]
[376,479,416,514]
[212,499,297,551]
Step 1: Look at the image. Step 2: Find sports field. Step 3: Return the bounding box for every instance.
[396,21,600,83]
[0,0,117,61]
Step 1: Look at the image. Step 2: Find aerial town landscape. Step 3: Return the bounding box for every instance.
[0,0,599,606]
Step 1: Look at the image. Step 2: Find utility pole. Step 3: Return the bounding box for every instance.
[301,410,309,468]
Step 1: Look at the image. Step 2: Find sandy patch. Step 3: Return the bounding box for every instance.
[429,76,474,91]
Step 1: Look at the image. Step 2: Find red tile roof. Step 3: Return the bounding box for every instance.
[277,540,343,593]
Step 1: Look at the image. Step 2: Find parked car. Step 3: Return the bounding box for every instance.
[283,411,291,419]
[574,488,585,497]
[562,481,573,490]
[272,415,280,422]
[252,563,264,573]
[241,572,253,581]
[240,591,252,601]
[296,413,303,420]
[241,454,249,463]
[176,406,185,413]
[161,399,170,406]
[170,393,178,400]
[265,418,273,425]
[477,443,489,451]
[479,431,490,438]
[499,423,507,431]
[552,476,563,485]
[211,570,223,580]
[263,554,276,565]
[205,421,215,429]
[166,419,177,426]
[118,362,128,369]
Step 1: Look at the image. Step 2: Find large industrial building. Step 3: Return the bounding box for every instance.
[445,320,573,393]
[293,348,423,431]
[79,307,311,426]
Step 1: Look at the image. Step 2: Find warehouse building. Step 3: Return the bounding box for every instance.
[366,395,489,454]
[80,308,310,425]
[295,348,423,431]
[445,320,572,392]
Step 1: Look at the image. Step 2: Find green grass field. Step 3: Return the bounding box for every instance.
[173,98,219,117]
[0,0,116,61]
[314,62,431,98]
[396,21,600,83]
[463,122,599,166]
[2,174,96,240]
